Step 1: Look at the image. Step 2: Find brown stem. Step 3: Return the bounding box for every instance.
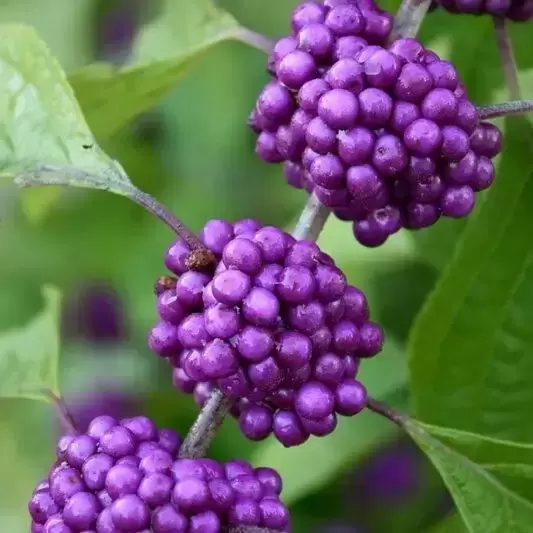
[133,189,210,256]
[365,396,408,427]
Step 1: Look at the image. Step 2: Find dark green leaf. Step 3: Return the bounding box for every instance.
[251,337,407,506]
[408,115,533,442]
[0,286,61,400]
[70,0,245,140]
[406,420,533,533]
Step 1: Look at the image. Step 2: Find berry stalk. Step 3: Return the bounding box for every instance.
[134,188,215,263]
[234,27,276,55]
[291,192,331,241]
[179,389,233,459]
[366,395,407,426]
[390,0,433,41]
[477,99,533,119]
[493,17,521,100]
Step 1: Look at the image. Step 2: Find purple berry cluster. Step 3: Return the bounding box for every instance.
[434,0,533,20]
[149,219,383,447]
[250,2,503,247]
[30,415,290,532]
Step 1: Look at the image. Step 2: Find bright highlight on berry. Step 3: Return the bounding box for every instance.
[30,415,290,533]
[150,219,383,447]
[250,0,504,247]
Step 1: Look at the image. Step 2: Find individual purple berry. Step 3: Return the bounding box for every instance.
[273,410,309,447]
[325,58,365,92]
[259,497,291,529]
[440,185,476,217]
[277,50,317,89]
[62,492,100,530]
[298,23,335,59]
[301,413,338,436]
[325,3,365,36]
[257,82,295,123]
[295,381,335,420]
[212,270,252,306]
[292,2,327,33]
[239,406,274,441]
[318,89,359,130]
[148,321,181,358]
[306,116,338,154]
[363,49,401,88]
[338,127,375,166]
[394,63,433,103]
[372,134,408,176]
[335,379,367,415]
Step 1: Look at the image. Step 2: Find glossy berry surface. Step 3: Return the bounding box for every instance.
[29,415,290,532]
[431,0,533,21]
[151,219,382,447]
[251,10,503,247]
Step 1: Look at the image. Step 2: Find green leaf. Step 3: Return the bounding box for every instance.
[0,286,61,400]
[0,25,130,196]
[406,421,533,533]
[420,424,533,502]
[408,115,533,442]
[250,336,407,506]
[70,0,244,140]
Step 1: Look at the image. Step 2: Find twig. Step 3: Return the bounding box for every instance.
[133,189,210,256]
[234,27,275,54]
[493,17,521,100]
[389,0,433,41]
[178,389,233,459]
[41,389,78,435]
[291,192,331,241]
[477,99,533,119]
[365,396,407,427]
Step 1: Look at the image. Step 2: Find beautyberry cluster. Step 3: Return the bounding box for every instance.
[30,415,290,532]
[250,2,503,246]
[149,219,383,447]
[433,0,533,21]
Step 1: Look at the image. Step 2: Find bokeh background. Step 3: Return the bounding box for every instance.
[1,0,532,532]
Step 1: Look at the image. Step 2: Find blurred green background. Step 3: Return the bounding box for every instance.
[1,0,533,532]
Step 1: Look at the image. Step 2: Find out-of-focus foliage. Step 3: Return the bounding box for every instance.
[1,0,533,532]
